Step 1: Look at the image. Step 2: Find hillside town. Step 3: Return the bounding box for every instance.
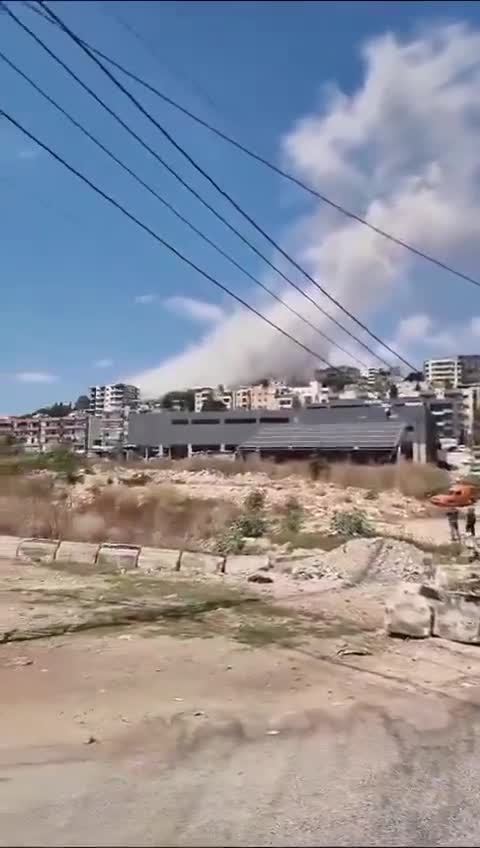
[1,355,480,474]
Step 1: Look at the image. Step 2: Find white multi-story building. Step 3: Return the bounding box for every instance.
[193,387,233,412]
[424,355,480,388]
[89,383,139,415]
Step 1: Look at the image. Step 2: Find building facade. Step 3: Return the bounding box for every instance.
[89,383,139,415]
[424,356,480,388]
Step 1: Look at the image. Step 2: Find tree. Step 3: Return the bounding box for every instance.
[161,390,195,411]
[291,394,302,409]
[389,383,399,399]
[33,402,72,417]
[405,371,423,382]
[74,394,90,410]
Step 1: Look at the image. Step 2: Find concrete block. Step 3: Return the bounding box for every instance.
[55,541,100,566]
[179,551,224,575]
[433,595,480,644]
[0,535,21,560]
[224,554,270,577]
[137,547,181,572]
[96,543,140,571]
[385,582,432,638]
[434,563,480,595]
[17,538,60,564]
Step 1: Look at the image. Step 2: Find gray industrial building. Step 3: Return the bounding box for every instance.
[127,400,438,464]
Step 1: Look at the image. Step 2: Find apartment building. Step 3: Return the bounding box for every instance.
[13,413,87,453]
[193,387,233,412]
[89,383,139,415]
[87,410,128,454]
[424,355,480,388]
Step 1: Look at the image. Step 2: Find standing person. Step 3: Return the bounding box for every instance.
[446,506,460,542]
[466,505,476,537]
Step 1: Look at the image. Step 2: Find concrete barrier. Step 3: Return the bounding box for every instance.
[179,551,224,575]
[96,544,140,571]
[224,554,270,577]
[55,541,100,566]
[137,547,181,572]
[17,538,60,564]
[433,594,480,644]
[385,582,433,638]
[0,535,21,560]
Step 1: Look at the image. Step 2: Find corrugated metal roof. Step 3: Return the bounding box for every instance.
[239,420,406,451]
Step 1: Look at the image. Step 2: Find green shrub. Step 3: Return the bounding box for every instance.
[330,509,374,537]
[215,519,246,555]
[281,495,304,533]
[244,489,266,512]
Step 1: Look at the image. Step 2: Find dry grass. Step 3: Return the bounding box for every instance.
[0,477,238,547]
[115,455,448,497]
[324,462,449,498]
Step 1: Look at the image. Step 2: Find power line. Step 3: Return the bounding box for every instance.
[36,1,417,372]
[25,0,480,295]
[0,105,345,373]
[0,45,369,369]
[3,2,396,371]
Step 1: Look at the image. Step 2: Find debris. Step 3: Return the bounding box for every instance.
[5,656,33,667]
[266,729,280,735]
[85,735,98,745]
[248,573,274,584]
[174,697,184,702]
[193,710,205,717]
[336,647,372,657]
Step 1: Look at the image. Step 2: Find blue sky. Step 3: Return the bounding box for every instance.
[2,0,480,411]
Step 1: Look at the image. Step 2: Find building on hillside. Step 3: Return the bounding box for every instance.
[127,401,437,464]
[89,383,139,415]
[86,410,129,454]
[193,387,233,412]
[12,413,87,453]
[233,387,251,409]
[424,355,480,388]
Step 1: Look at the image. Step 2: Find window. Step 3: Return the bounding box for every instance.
[259,416,289,423]
[192,418,220,424]
[172,419,189,425]
[225,417,257,424]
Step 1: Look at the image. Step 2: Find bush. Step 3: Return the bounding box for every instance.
[215,519,246,555]
[330,509,374,537]
[244,489,266,512]
[281,495,304,533]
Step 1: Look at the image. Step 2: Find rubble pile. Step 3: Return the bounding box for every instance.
[273,537,429,586]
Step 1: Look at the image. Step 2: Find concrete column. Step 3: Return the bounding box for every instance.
[157,445,164,457]
[220,443,226,453]
[418,442,427,463]
[144,447,149,460]
[187,443,193,458]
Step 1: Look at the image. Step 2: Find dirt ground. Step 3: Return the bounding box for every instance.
[4,553,480,845]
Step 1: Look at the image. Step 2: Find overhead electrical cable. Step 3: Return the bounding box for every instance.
[24,0,480,293]
[0,46,369,369]
[0,105,351,373]
[3,2,397,370]
[40,1,417,371]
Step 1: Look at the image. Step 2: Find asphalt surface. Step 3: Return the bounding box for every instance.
[2,696,480,847]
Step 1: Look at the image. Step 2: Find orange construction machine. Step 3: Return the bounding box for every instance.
[430,483,479,507]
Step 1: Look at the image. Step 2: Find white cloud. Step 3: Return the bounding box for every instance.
[134,294,157,304]
[14,372,59,384]
[94,358,114,368]
[164,296,225,323]
[17,148,39,161]
[128,22,480,396]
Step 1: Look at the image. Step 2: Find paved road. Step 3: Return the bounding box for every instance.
[2,694,480,847]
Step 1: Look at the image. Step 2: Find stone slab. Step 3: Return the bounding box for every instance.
[96,544,140,571]
[179,551,224,575]
[434,563,480,595]
[17,538,60,564]
[433,595,480,644]
[55,541,100,566]
[137,547,181,572]
[385,582,432,638]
